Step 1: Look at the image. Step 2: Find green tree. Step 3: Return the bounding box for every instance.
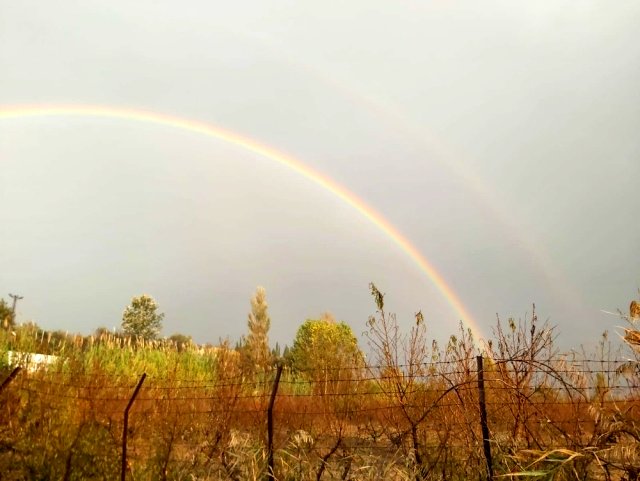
[241,286,272,372]
[168,333,193,351]
[121,294,164,340]
[289,313,364,392]
[0,298,12,329]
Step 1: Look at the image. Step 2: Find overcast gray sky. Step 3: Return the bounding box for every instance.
[1,0,639,348]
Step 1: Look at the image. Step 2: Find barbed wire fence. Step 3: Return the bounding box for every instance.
[1,355,639,480]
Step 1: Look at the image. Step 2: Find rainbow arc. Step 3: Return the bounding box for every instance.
[0,104,482,339]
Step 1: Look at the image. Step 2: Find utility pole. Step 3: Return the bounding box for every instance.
[8,293,23,325]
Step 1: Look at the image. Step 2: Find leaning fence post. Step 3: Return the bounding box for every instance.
[0,367,21,395]
[266,364,283,481]
[476,356,493,481]
[121,373,146,481]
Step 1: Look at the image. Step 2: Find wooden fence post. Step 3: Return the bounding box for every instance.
[122,373,146,481]
[477,356,493,481]
[266,365,283,481]
[0,367,21,395]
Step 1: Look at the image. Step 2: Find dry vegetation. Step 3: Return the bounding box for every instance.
[2,297,640,480]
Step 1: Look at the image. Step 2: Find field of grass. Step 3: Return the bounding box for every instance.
[2,312,640,480]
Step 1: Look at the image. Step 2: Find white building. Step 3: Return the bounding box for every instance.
[7,350,60,372]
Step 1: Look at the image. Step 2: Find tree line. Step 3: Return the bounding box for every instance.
[1,286,364,377]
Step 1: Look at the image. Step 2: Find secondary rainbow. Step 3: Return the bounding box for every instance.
[0,104,482,338]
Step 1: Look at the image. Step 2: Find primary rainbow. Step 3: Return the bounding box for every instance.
[0,104,482,339]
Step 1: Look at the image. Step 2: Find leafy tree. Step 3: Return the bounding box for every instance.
[94,326,111,337]
[241,286,272,372]
[168,333,193,351]
[121,294,164,340]
[289,313,364,392]
[271,342,282,361]
[0,298,12,329]
[282,345,292,367]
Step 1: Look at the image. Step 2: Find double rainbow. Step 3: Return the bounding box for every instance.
[0,104,482,339]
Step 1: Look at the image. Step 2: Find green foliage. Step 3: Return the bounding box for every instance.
[3,288,640,480]
[241,286,272,372]
[370,282,385,311]
[289,313,363,374]
[0,298,13,329]
[121,294,164,340]
[168,332,193,351]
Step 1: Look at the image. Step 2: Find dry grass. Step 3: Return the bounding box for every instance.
[2,308,640,480]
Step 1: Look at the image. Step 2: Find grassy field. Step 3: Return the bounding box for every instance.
[1,313,640,480]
